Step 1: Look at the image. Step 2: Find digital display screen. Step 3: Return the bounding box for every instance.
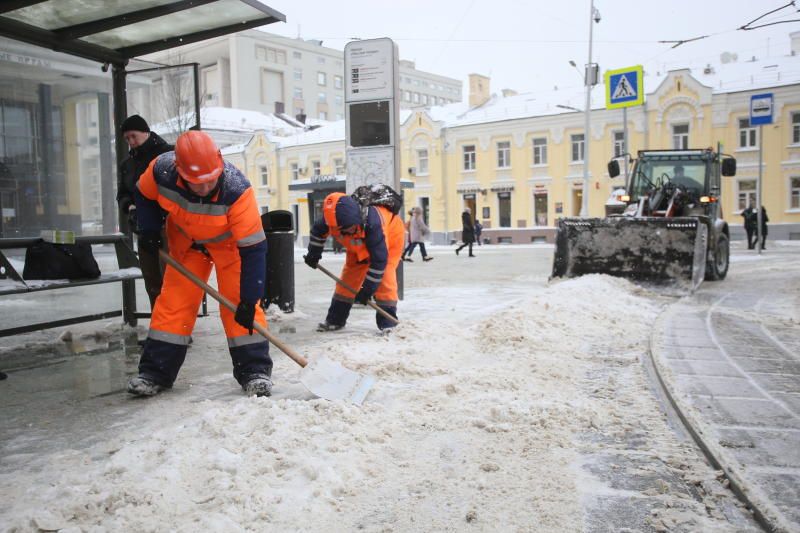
[348,101,391,147]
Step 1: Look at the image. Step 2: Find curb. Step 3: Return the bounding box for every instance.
[648,303,794,533]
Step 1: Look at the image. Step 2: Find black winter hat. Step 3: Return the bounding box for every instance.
[120,114,150,133]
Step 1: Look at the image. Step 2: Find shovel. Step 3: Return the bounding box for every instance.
[314,263,400,325]
[159,250,375,405]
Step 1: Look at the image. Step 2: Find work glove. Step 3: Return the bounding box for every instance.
[354,281,377,305]
[234,300,256,335]
[138,231,163,255]
[304,252,321,269]
[127,206,139,234]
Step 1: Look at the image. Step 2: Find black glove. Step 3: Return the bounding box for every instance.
[127,207,139,234]
[234,300,256,335]
[304,253,320,269]
[138,231,163,254]
[355,282,377,305]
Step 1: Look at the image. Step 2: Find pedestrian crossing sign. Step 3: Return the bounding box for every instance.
[605,65,644,109]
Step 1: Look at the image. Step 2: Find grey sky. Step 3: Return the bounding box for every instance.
[260,0,797,97]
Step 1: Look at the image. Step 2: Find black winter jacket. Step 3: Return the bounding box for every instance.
[117,132,173,213]
[461,211,475,243]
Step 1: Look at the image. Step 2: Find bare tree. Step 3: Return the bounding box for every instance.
[144,52,206,140]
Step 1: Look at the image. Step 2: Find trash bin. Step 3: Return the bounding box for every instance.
[261,210,295,312]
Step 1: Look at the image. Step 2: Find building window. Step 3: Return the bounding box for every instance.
[334,158,345,175]
[255,46,286,64]
[737,179,756,211]
[793,113,800,144]
[404,91,411,102]
[291,162,299,181]
[317,56,326,64]
[532,137,547,165]
[293,87,303,99]
[319,111,327,120]
[258,163,269,186]
[413,93,419,104]
[791,177,800,209]
[334,75,343,89]
[293,51,302,59]
[312,160,321,175]
[318,92,326,103]
[293,68,302,81]
[417,149,429,175]
[498,192,511,227]
[497,141,511,168]
[317,72,327,86]
[335,95,343,107]
[672,124,689,149]
[463,145,476,171]
[420,197,430,225]
[613,130,626,157]
[422,94,429,106]
[738,118,758,148]
[571,134,585,162]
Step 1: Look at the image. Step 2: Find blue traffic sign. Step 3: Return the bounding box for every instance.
[605,65,643,109]
[750,93,774,125]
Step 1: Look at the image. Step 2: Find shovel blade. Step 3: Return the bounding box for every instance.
[299,356,376,406]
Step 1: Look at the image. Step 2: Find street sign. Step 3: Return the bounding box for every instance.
[750,93,774,125]
[344,38,400,194]
[605,65,644,109]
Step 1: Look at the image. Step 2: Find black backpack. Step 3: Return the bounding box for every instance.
[351,184,403,222]
[23,242,101,280]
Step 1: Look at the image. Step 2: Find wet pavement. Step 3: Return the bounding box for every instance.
[651,242,800,532]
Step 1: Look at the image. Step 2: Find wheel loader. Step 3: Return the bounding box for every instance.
[551,149,737,291]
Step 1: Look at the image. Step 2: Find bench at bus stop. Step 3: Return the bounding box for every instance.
[0,234,142,338]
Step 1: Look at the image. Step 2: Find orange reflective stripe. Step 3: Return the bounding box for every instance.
[229,187,265,247]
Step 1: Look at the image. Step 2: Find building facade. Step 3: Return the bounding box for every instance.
[143,30,462,124]
[223,40,800,244]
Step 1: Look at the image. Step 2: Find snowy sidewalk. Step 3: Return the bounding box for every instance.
[0,245,775,531]
[651,244,800,532]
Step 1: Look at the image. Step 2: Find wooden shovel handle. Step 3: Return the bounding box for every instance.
[159,249,307,367]
[315,263,400,325]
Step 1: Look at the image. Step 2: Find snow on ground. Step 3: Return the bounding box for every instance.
[0,268,748,532]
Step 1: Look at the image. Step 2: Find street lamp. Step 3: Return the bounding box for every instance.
[581,1,601,217]
[556,104,582,113]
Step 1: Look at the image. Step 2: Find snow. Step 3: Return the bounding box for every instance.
[0,254,752,531]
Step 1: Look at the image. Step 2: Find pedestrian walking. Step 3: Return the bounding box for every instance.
[304,192,405,332]
[117,114,173,309]
[402,206,433,262]
[758,205,769,250]
[455,207,476,257]
[474,219,483,246]
[401,209,414,261]
[741,203,757,250]
[127,131,273,397]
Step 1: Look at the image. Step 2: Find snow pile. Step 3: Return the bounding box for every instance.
[0,275,742,531]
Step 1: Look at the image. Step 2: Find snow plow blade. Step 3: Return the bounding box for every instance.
[551,217,708,292]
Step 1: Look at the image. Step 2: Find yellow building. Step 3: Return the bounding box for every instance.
[224,43,800,243]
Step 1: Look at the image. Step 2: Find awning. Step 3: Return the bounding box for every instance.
[0,0,286,65]
[289,176,415,192]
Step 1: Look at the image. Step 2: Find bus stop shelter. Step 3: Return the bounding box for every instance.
[0,0,285,183]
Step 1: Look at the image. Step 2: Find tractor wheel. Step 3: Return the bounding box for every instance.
[705,233,730,281]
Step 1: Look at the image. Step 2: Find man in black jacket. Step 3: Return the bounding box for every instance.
[117,115,173,309]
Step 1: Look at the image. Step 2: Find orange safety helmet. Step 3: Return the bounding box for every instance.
[174,130,224,183]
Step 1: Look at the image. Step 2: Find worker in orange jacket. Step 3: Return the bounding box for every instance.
[127,130,273,397]
[303,192,404,331]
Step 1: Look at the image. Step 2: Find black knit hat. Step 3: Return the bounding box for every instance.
[120,114,150,133]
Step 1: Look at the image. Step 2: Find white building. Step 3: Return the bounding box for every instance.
[142,30,462,123]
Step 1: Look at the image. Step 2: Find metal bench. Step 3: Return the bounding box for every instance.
[0,234,141,337]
